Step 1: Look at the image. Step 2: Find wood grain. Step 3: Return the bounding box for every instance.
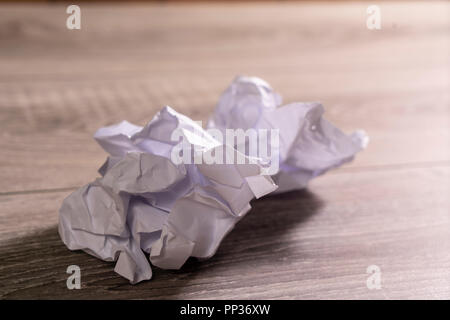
[0,2,449,299]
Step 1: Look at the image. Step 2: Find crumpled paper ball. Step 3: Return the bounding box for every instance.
[59,76,368,283]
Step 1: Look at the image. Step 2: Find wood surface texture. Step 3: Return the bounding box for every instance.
[0,2,449,299]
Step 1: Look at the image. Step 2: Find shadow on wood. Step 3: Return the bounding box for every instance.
[0,189,321,299]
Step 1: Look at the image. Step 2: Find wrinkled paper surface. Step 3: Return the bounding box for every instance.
[59,76,368,283]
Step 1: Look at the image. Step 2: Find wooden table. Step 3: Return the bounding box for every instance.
[0,2,449,299]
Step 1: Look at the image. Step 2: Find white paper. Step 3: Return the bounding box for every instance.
[59,76,368,283]
[208,76,369,192]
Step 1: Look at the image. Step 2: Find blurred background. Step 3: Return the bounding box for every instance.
[1,1,448,189]
[0,1,449,299]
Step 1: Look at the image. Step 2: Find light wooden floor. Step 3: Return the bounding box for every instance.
[0,2,449,299]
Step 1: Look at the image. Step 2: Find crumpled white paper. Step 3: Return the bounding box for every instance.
[208,76,369,192]
[59,76,368,283]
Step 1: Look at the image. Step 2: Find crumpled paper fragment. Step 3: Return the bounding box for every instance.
[59,76,368,283]
[208,76,369,192]
[59,106,277,283]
